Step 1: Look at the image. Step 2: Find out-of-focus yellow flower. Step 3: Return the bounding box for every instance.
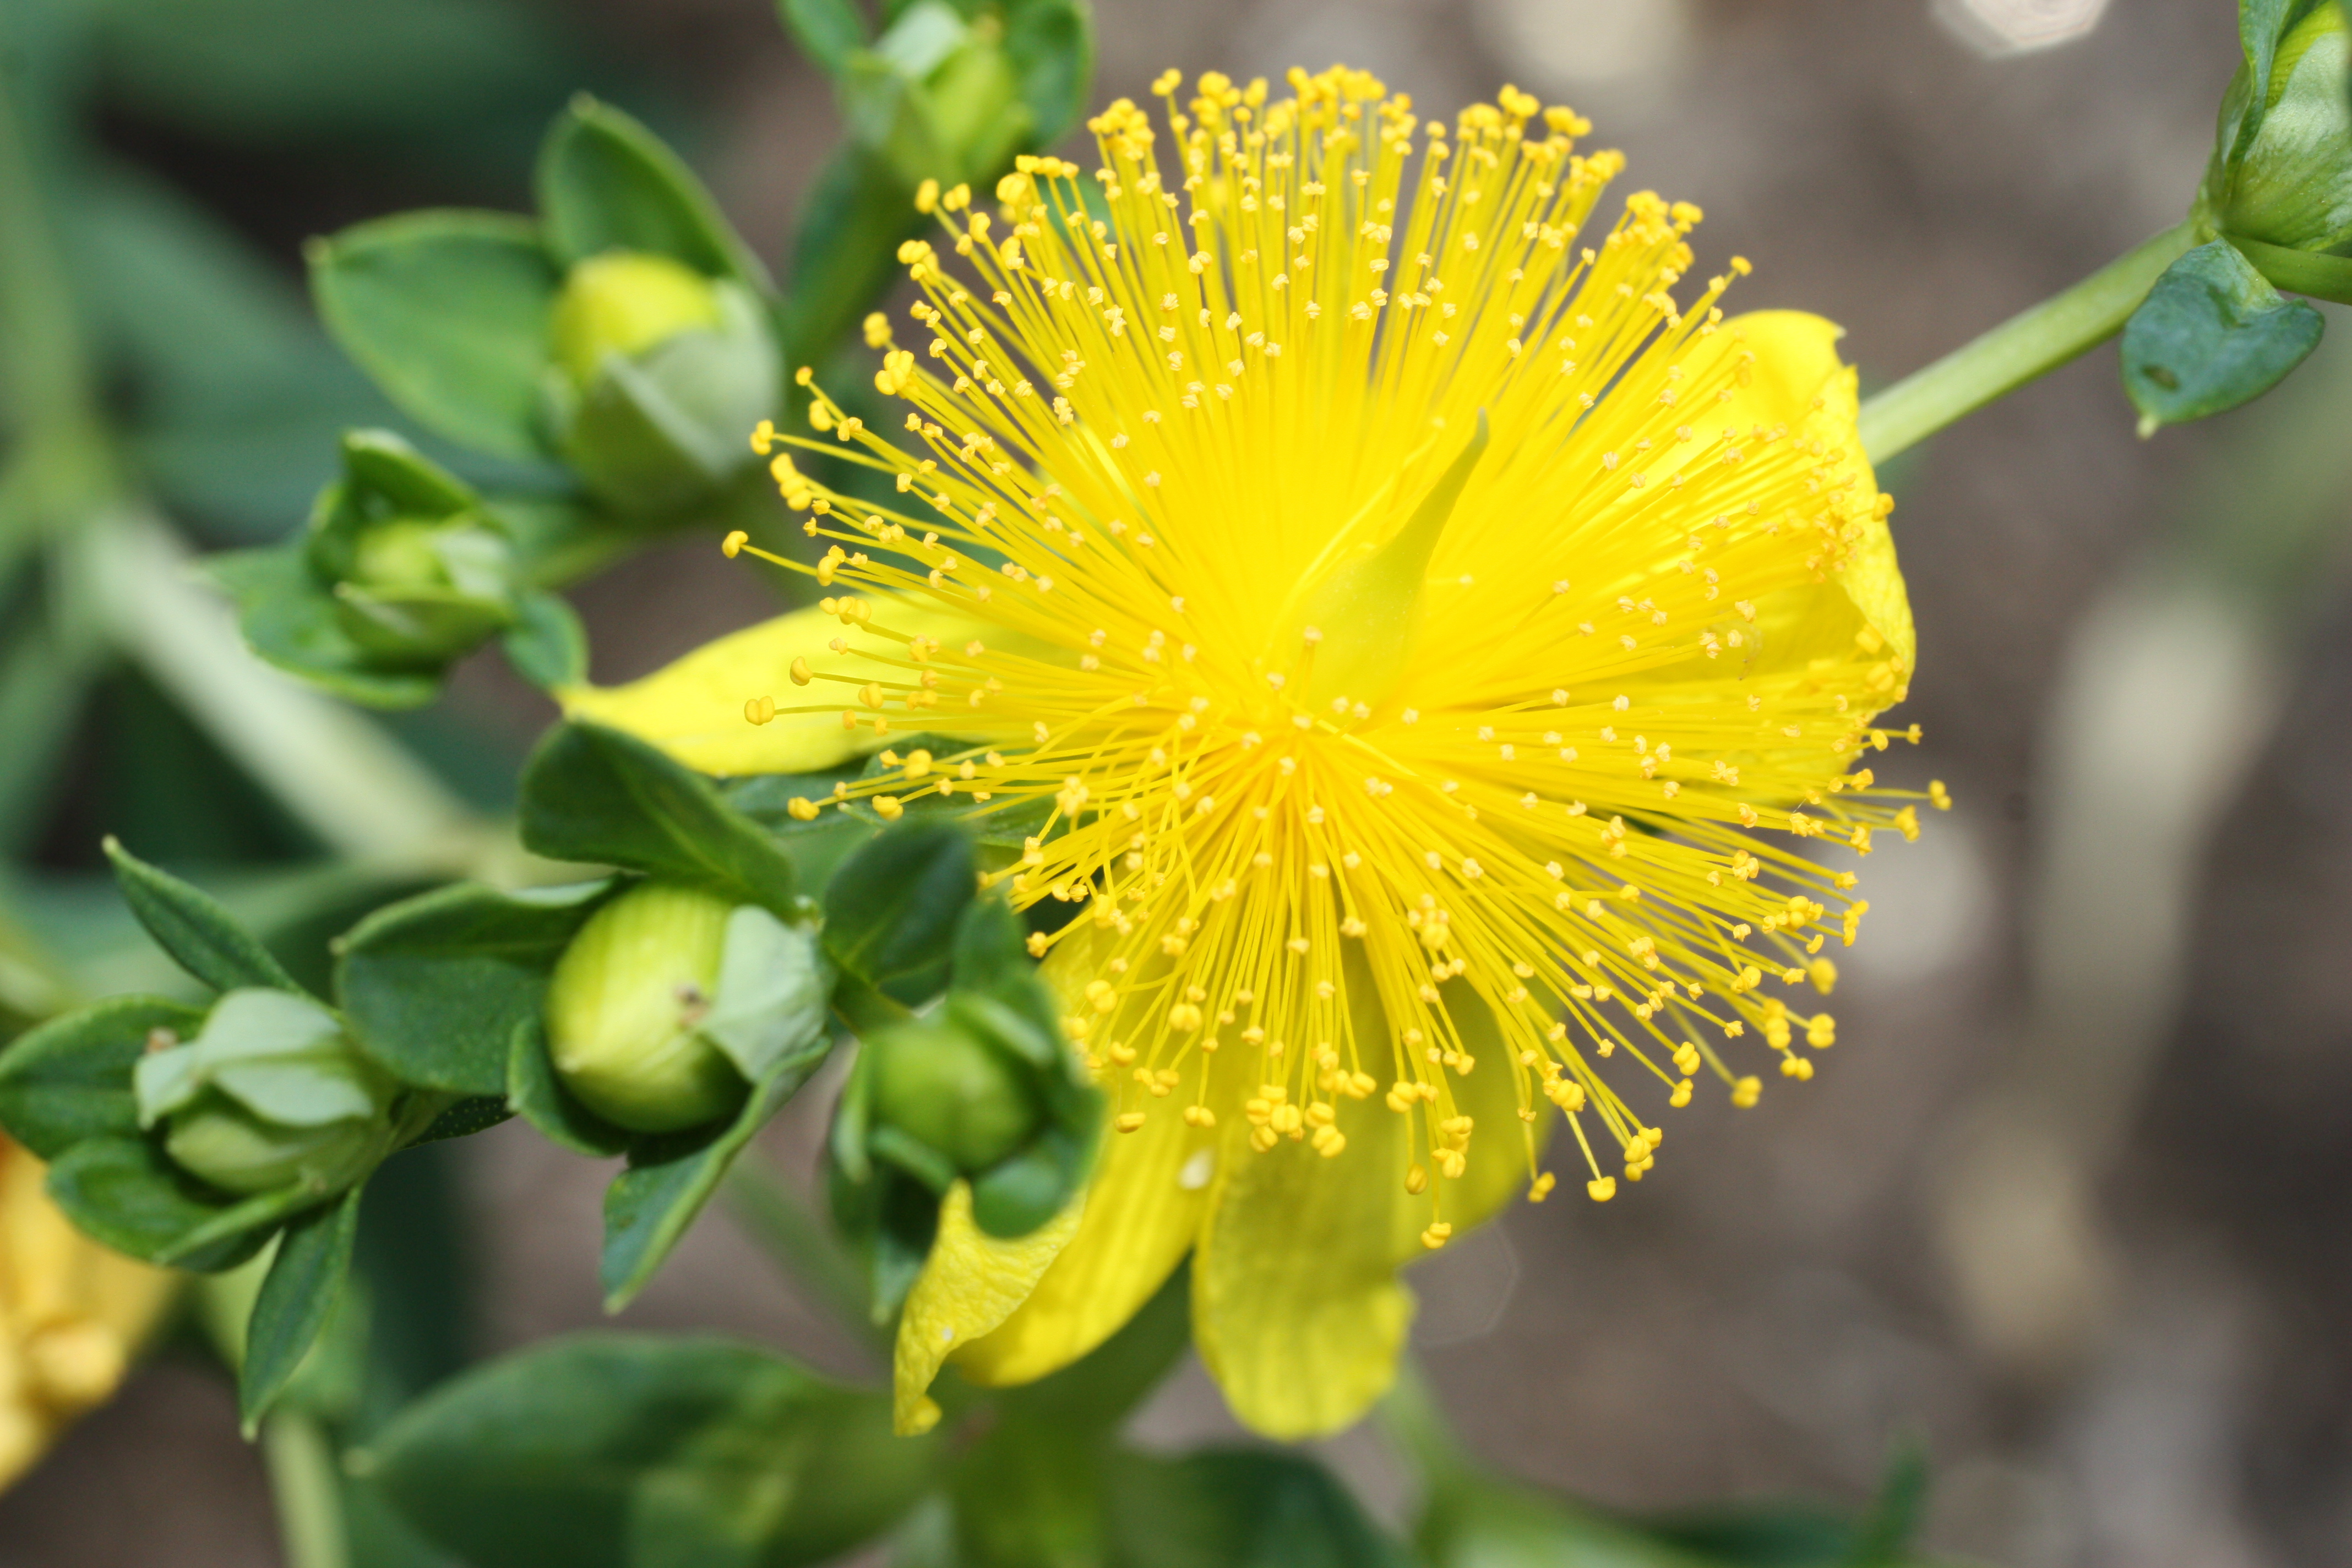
[573,66,1930,1439]
[1,1134,176,1489]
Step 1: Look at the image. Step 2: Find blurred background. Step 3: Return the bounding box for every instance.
[5,0,2350,1564]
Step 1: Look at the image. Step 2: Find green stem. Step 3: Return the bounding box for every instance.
[262,1410,351,1568]
[1856,222,2196,465]
[723,1147,886,1354]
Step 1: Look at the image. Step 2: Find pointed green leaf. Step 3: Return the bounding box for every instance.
[42,1136,282,1273]
[307,209,560,461]
[821,820,974,1003]
[778,144,928,370]
[503,589,589,690]
[104,837,304,995]
[338,878,615,1097]
[537,96,772,290]
[519,722,805,910]
[241,1186,362,1431]
[0,997,206,1159]
[2122,239,2324,431]
[599,1016,835,1310]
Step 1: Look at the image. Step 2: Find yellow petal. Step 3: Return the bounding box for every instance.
[1189,1088,1415,1440]
[1714,311,1915,674]
[557,595,998,776]
[955,1080,1215,1386]
[891,1179,1085,1435]
[2,1137,176,1491]
[1188,961,1537,1439]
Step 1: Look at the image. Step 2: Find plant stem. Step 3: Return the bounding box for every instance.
[723,1147,886,1353]
[262,1409,350,1568]
[1856,222,2196,465]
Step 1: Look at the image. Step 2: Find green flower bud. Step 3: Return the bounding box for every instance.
[541,253,780,513]
[845,2,1031,193]
[2200,4,2352,254]
[544,883,755,1134]
[133,990,397,1197]
[866,1018,1040,1175]
[549,253,726,390]
[302,432,521,669]
[163,1097,390,1198]
[332,515,519,662]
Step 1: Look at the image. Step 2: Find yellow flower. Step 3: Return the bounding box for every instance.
[568,66,1929,1438]
[1,1134,176,1489]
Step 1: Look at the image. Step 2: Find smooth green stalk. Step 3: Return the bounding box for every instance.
[1857,222,2196,464]
[723,1148,887,1355]
[262,1411,351,1568]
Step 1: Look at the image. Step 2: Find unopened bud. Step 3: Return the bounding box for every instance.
[544,883,754,1134]
[333,516,518,662]
[551,252,726,389]
[134,990,396,1197]
[543,253,779,511]
[866,1019,1040,1174]
[2201,4,2352,254]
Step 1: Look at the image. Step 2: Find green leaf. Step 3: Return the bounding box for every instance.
[778,143,928,371]
[104,837,304,995]
[364,1333,940,1567]
[336,427,481,520]
[537,96,772,291]
[1002,0,1093,146]
[821,820,975,1003]
[778,0,872,76]
[520,722,807,910]
[0,997,206,1159]
[208,546,448,710]
[308,209,560,461]
[504,589,590,689]
[600,1015,836,1310]
[42,1136,285,1273]
[1108,1449,1413,1568]
[947,1414,1109,1568]
[408,1095,515,1145]
[2122,239,2324,432]
[241,1185,362,1432]
[338,878,615,1097]
[509,1016,634,1158]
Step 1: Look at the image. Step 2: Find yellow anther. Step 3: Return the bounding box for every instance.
[721,529,749,557]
